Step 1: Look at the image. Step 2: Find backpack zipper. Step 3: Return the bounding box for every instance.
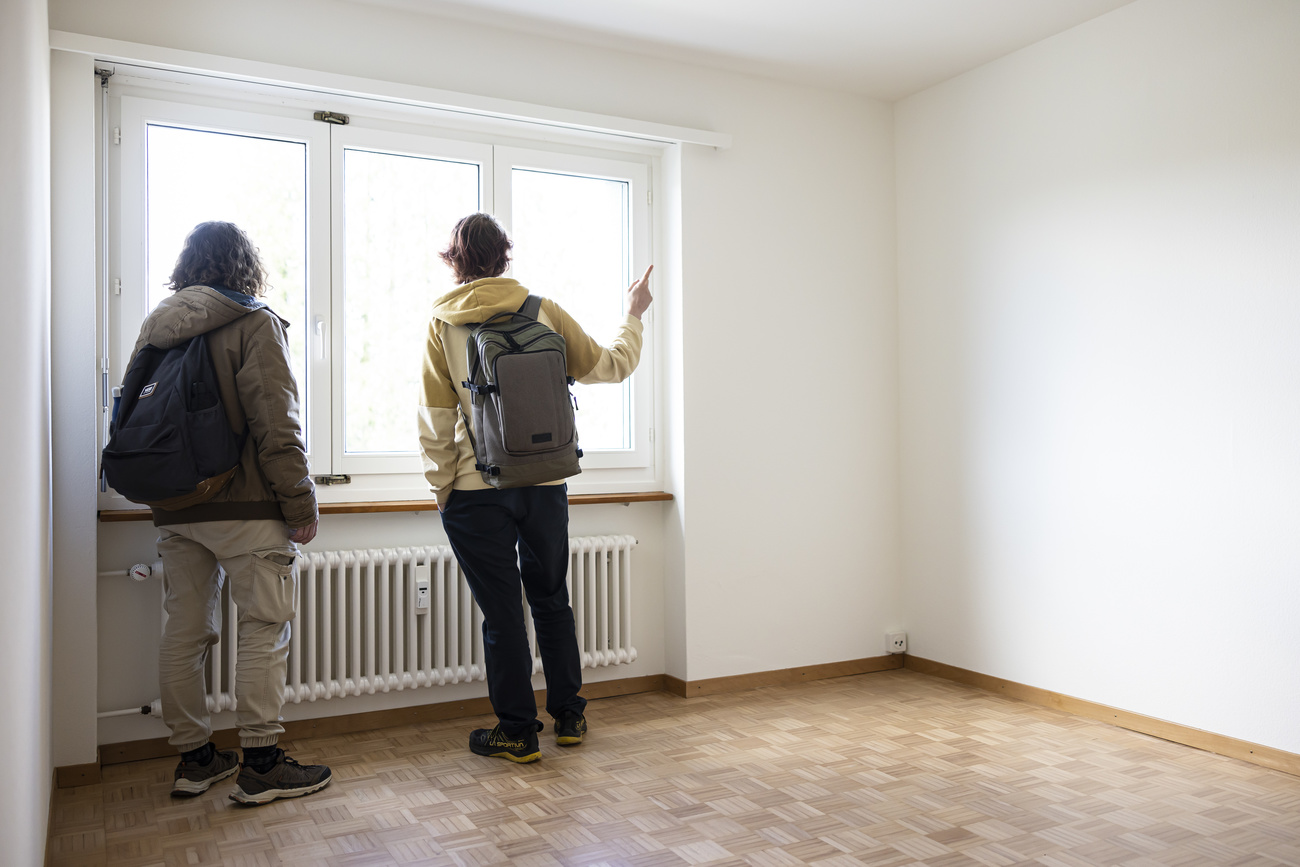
[467,327,565,385]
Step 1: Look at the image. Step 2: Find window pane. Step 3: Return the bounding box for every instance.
[343,149,479,454]
[509,169,631,451]
[145,124,308,441]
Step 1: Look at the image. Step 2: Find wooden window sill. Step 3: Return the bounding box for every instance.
[98,491,673,523]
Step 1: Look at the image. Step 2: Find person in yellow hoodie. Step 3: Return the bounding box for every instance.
[418,213,653,762]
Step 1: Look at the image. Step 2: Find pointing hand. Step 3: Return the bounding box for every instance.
[626,265,654,320]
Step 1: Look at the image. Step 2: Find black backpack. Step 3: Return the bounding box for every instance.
[101,332,247,509]
[460,295,582,488]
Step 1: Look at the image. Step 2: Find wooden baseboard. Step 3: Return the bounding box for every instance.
[92,657,902,769]
[54,756,101,789]
[905,656,1300,777]
[664,655,903,698]
[96,674,666,768]
[73,656,1300,784]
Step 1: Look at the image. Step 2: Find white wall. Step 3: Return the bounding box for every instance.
[51,0,901,749]
[897,0,1300,753]
[1,0,54,862]
[677,100,899,679]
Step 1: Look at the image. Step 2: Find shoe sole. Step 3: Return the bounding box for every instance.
[556,735,583,746]
[228,773,332,805]
[171,763,239,797]
[471,746,541,763]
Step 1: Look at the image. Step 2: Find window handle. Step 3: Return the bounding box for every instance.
[314,317,327,361]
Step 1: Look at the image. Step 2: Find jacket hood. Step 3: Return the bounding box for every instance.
[430,278,530,326]
[138,286,283,349]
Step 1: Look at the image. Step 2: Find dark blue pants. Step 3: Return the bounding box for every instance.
[440,484,586,734]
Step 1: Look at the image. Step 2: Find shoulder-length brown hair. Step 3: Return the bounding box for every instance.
[167,221,269,297]
[439,213,512,284]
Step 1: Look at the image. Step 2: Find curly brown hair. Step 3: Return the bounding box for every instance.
[167,221,269,296]
[439,213,512,284]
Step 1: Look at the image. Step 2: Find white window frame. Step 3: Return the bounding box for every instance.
[329,125,493,476]
[116,95,332,471]
[101,72,662,508]
[493,145,655,473]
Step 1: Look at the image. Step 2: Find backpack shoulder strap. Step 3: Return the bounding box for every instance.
[467,295,543,331]
[518,294,542,320]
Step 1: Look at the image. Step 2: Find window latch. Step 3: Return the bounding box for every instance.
[314,474,351,486]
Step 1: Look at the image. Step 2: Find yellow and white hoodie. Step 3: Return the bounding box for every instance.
[418,277,644,506]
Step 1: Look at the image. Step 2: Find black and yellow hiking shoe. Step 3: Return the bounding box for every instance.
[554,711,587,746]
[469,724,541,763]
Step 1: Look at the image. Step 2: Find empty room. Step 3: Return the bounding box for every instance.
[4,0,1299,864]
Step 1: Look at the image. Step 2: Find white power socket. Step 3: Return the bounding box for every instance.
[886,631,907,654]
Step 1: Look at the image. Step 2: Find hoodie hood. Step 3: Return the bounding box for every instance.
[138,285,282,350]
[430,277,530,326]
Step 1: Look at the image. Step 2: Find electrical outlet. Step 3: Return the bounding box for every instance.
[886,631,907,654]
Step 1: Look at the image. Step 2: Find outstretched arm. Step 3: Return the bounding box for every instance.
[547,266,653,385]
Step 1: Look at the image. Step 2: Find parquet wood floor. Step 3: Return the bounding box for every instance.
[50,670,1300,866]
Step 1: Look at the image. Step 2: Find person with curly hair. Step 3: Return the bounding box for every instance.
[418,212,653,762]
[129,221,332,804]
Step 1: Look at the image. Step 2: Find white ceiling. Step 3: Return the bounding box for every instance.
[350,0,1137,100]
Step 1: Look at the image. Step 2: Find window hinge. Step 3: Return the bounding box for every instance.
[648,426,654,443]
[112,277,121,295]
[96,67,113,86]
[314,474,351,486]
[647,189,652,206]
[313,111,350,125]
[113,128,121,145]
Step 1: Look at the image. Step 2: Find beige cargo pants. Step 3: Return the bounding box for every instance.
[156,520,298,751]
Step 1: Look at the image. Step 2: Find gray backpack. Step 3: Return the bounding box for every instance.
[460,295,582,488]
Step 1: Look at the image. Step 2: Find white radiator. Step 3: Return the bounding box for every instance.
[196,535,637,714]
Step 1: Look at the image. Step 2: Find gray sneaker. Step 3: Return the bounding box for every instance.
[229,748,332,805]
[171,747,239,797]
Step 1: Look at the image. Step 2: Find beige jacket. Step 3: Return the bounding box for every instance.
[130,286,318,528]
[418,277,643,506]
